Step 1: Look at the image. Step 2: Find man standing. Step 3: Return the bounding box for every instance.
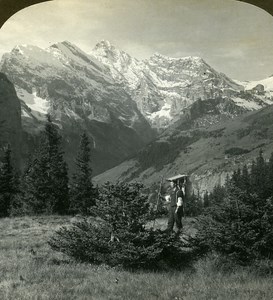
[165,176,185,234]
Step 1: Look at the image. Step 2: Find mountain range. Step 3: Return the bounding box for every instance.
[0,40,273,190]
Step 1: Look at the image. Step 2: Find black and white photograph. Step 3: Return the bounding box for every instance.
[0,0,273,298]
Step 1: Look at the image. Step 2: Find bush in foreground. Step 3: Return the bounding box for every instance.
[194,151,273,265]
[49,182,193,270]
[194,184,273,264]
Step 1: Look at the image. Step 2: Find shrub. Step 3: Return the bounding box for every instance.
[194,185,273,264]
[185,191,203,217]
[49,182,193,270]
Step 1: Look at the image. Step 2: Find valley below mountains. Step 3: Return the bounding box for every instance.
[0,40,273,191]
[94,103,273,194]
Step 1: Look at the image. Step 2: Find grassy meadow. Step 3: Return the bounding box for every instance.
[0,216,273,300]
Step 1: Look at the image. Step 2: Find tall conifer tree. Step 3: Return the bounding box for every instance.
[0,145,18,217]
[70,132,96,215]
[251,149,267,198]
[241,164,250,194]
[268,152,273,197]
[22,115,69,215]
[22,136,51,214]
[44,115,69,214]
[203,191,210,208]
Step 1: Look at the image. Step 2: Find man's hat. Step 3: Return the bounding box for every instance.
[166,174,188,182]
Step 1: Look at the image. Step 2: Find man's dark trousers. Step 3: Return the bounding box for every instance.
[167,206,183,233]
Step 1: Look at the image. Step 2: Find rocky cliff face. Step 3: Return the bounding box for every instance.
[0,73,22,165]
[1,40,273,177]
[0,41,151,134]
[0,42,155,174]
[92,41,272,130]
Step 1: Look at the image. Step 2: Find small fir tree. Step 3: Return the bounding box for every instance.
[49,182,193,270]
[195,151,273,264]
[184,190,203,217]
[208,184,226,206]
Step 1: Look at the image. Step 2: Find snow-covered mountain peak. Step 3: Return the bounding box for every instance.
[1,40,154,139]
[92,40,122,59]
[94,40,115,51]
[92,40,137,65]
[91,40,145,91]
[150,52,203,62]
[49,41,98,61]
[1,44,67,72]
[45,41,109,76]
[91,43,269,128]
[148,53,207,69]
[1,40,272,134]
[11,44,46,59]
[150,52,166,59]
[12,45,29,55]
[49,40,83,54]
[241,76,273,101]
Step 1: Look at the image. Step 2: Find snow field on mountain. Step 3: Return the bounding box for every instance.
[90,40,273,129]
[48,42,108,75]
[231,97,263,110]
[245,76,273,91]
[16,87,49,115]
[147,101,172,121]
[2,40,273,133]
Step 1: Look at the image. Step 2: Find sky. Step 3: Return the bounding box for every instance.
[0,0,273,81]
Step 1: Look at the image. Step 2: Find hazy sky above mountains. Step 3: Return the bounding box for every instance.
[0,0,273,81]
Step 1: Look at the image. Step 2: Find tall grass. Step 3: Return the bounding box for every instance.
[0,216,272,299]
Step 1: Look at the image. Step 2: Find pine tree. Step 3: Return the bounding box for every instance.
[195,151,273,264]
[22,115,69,215]
[44,115,69,214]
[203,190,210,208]
[241,164,250,194]
[231,168,242,189]
[185,191,203,217]
[22,135,51,214]
[70,132,96,215]
[209,184,226,205]
[251,149,267,198]
[0,145,18,217]
[268,152,273,197]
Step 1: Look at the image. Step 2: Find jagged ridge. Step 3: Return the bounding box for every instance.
[1,40,273,177]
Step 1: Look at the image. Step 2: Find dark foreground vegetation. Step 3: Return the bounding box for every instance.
[196,149,273,265]
[49,182,195,271]
[1,216,273,300]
